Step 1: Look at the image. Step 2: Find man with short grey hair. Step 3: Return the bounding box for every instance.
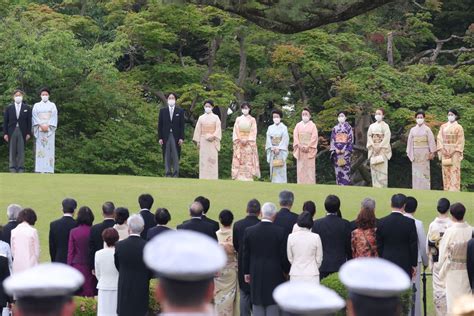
[243,202,289,316]
[274,190,298,236]
[2,204,22,245]
[115,214,152,316]
[177,201,217,241]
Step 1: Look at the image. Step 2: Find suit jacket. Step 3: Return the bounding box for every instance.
[114,235,152,316]
[274,208,298,237]
[1,220,18,245]
[0,256,10,307]
[376,212,418,276]
[243,221,289,306]
[232,215,260,293]
[11,222,40,273]
[405,214,429,266]
[467,238,474,291]
[139,209,156,239]
[177,218,217,241]
[287,228,323,277]
[3,102,32,140]
[157,106,185,157]
[95,247,119,290]
[146,225,171,241]
[89,219,115,269]
[182,215,220,232]
[49,215,77,263]
[312,214,352,274]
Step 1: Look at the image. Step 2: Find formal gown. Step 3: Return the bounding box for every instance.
[265,123,289,183]
[406,123,436,190]
[330,122,353,185]
[293,120,318,184]
[367,121,391,188]
[193,112,222,179]
[95,247,119,316]
[32,100,58,173]
[436,121,465,191]
[231,115,260,181]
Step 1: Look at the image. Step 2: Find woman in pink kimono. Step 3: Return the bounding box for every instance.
[293,108,318,184]
[406,110,436,190]
[231,103,260,181]
[436,109,465,191]
[193,100,222,180]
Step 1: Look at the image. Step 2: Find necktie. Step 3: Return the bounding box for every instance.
[170,107,174,121]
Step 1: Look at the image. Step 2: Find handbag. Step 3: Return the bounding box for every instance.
[337,157,346,167]
[370,155,384,166]
[442,158,453,166]
[272,159,284,168]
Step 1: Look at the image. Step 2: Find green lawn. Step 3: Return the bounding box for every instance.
[0,173,472,315]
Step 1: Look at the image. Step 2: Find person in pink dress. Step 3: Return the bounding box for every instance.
[11,208,39,274]
[293,108,318,184]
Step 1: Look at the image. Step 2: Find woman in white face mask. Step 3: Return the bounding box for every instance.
[436,109,465,191]
[366,108,391,188]
[32,87,58,173]
[265,109,289,183]
[293,108,318,184]
[406,110,436,190]
[192,100,222,179]
[330,111,354,185]
[231,102,260,181]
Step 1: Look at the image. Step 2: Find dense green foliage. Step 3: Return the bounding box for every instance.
[0,0,472,190]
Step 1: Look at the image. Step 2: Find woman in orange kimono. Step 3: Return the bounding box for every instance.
[437,109,465,191]
[293,108,318,184]
[231,103,260,181]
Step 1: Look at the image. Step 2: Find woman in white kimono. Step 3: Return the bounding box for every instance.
[265,109,289,183]
[367,108,391,188]
[32,88,58,173]
[193,100,222,180]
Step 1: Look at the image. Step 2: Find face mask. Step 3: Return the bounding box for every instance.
[302,116,310,123]
[14,96,22,104]
[448,115,455,122]
[416,118,424,125]
[242,109,249,115]
[204,107,212,114]
[168,99,176,107]
[338,116,346,124]
[41,95,49,102]
[273,117,281,125]
[375,114,383,122]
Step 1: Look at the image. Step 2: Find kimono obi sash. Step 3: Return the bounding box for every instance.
[201,123,216,135]
[271,136,282,146]
[444,133,457,145]
[413,135,429,148]
[38,111,52,123]
[238,120,251,137]
[298,132,312,146]
[448,241,468,270]
[335,133,349,143]
[371,133,384,144]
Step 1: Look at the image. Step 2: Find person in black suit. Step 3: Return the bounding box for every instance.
[376,193,418,278]
[3,89,32,173]
[49,198,78,263]
[312,195,352,279]
[158,92,185,177]
[115,214,152,316]
[467,238,474,291]
[2,204,21,245]
[147,208,171,241]
[181,196,220,232]
[233,199,261,316]
[274,190,298,236]
[0,256,11,309]
[243,202,289,315]
[138,193,156,239]
[89,201,115,272]
[177,202,217,241]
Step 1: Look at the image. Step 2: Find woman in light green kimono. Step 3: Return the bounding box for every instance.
[265,109,289,183]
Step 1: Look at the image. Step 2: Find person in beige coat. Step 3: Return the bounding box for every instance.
[287,211,323,283]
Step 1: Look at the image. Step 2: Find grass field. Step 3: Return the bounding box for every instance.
[0,172,472,315]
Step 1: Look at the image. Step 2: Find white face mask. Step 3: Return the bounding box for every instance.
[168,99,176,107]
[14,96,22,104]
[204,107,212,114]
[242,109,249,115]
[448,115,455,122]
[273,117,281,125]
[41,95,49,102]
[375,114,383,122]
[416,118,424,125]
[338,116,346,124]
[302,116,310,123]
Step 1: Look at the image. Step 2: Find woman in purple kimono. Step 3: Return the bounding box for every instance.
[330,111,354,185]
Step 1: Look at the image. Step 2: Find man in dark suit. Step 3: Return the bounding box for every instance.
[243,202,289,315]
[115,214,152,316]
[177,202,217,241]
[2,204,21,245]
[376,193,418,278]
[466,238,474,291]
[138,193,156,239]
[3,89,32,173]
[157,92,185,177]
[181,196,219,232]
[146,208,171,241]
[49,198,77,263]
[312,195,352,279]
[233,199,261,316]
[274,190,298,236]
[89,201,115,272]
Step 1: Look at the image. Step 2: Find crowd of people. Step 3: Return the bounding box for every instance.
[4,89,466,191]
[0,190,472,315]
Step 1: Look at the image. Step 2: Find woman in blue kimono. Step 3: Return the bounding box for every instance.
[265,109,289,183]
